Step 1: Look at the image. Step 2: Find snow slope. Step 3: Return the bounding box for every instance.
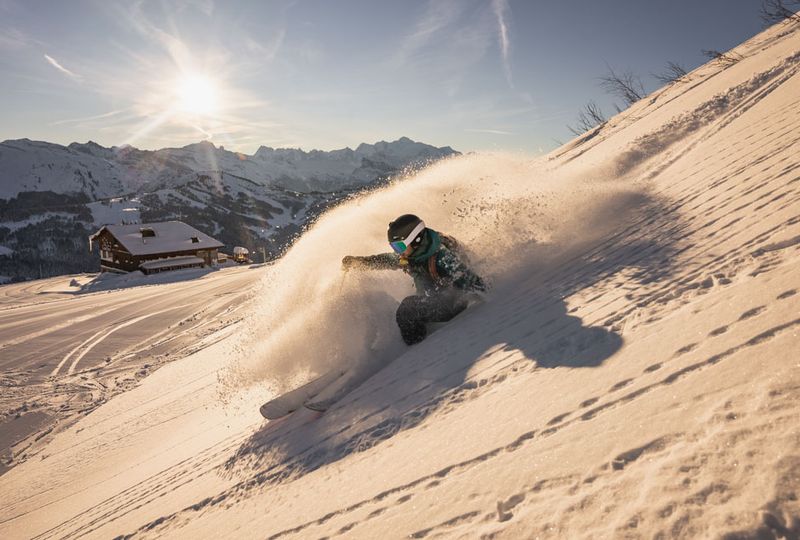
[1,20,799,540]
[0,265,262,478]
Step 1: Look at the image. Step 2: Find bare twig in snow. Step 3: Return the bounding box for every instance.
[653,61,690,85]
[760,0,800,25]
[567,101,606,135]
[598,65,646,107]
[702,49,743,66]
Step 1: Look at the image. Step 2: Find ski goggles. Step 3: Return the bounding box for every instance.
[389,221,426,254]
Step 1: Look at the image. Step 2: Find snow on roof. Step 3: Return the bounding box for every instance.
[93,221,223,256]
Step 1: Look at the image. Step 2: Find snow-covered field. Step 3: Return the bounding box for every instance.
[0,265,261,476]
[1,20,799,540]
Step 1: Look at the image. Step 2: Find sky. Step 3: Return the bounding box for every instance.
[0,0,768,155]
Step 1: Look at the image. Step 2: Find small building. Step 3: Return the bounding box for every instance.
[232,246,250,264]
[89,221,224,274]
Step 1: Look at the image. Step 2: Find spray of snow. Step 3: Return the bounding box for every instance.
[221,151,647,397]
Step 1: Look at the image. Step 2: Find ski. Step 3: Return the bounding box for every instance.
[303,355,391,413]
[259,369,346,419]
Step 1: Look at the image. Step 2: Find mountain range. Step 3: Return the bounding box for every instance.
[0,137,457,281]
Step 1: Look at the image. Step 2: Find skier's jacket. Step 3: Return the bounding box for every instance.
[352,229,486,296]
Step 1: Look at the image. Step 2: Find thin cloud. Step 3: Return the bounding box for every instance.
[50,109,127,126]
[466,128,513,135]
[452,98,539,123]
[184,0,214,17]
[396,0,526,106]
[394,0,463,66]
[0,26,42,50]
[44,54,81,80]
[120,2,196,68]
[244,28,286,62]
[492,0,513,88]
[392,0,499,98]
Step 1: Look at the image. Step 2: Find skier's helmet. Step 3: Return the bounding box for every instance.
[387,214,426,254]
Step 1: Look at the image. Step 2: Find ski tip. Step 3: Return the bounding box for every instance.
[304,402,328,414]
[260,404,297,420]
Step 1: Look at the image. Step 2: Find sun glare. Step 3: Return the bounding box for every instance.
[175,74,218,116]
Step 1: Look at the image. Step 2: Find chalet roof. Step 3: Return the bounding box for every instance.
[91,221,223,256]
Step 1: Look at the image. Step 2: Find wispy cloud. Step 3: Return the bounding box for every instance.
[119,2,197,69]
[44,54,81,80]
[492,0,513,88]
[465,128,513,135]
[0,27,37,50]
[50,109,127,126]
[393,0,522,98]
[182,0,215,17]
[451,97,539,123]
[244,28,286,62]
[394,0,462,65]
[392,0,498,97]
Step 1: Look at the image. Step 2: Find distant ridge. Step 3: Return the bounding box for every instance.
[0,137,458,281]
[0,137,458,199]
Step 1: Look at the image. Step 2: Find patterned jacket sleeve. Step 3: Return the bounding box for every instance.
[345,253,402,270]
[435,250,486,292]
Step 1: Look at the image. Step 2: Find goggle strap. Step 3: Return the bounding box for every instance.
[401,221,426,246]
[389,221,426,253]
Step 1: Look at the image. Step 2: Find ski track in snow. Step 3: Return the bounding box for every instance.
[0,266,261,482]
[1,19,800,540]
[51,305,191,377]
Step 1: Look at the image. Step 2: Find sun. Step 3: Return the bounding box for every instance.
[174,74,219,117]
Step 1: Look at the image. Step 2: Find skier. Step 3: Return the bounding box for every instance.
[342,214,486,345]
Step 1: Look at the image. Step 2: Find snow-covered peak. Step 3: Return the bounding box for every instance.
[67,140,114,159]
[0,137,458,199]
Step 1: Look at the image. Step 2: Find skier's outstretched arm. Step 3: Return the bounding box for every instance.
[342,254,400,271]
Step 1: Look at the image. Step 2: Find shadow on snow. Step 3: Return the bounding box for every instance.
[188,190,687,518]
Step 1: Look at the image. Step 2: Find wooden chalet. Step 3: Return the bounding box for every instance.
[89,221,224,274]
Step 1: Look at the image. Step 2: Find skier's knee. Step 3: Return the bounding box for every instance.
[399,323,426,345]
[396,296,426,345]
[397,295,421,314]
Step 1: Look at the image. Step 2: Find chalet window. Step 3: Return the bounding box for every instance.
[140,228,156,238]
[191,236,199,243]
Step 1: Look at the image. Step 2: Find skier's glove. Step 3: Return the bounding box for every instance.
[342,255,360,270]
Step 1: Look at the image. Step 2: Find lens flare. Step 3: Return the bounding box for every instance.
[175,74,218,116]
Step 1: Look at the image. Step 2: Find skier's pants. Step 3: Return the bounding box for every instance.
[396,291,468,345]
